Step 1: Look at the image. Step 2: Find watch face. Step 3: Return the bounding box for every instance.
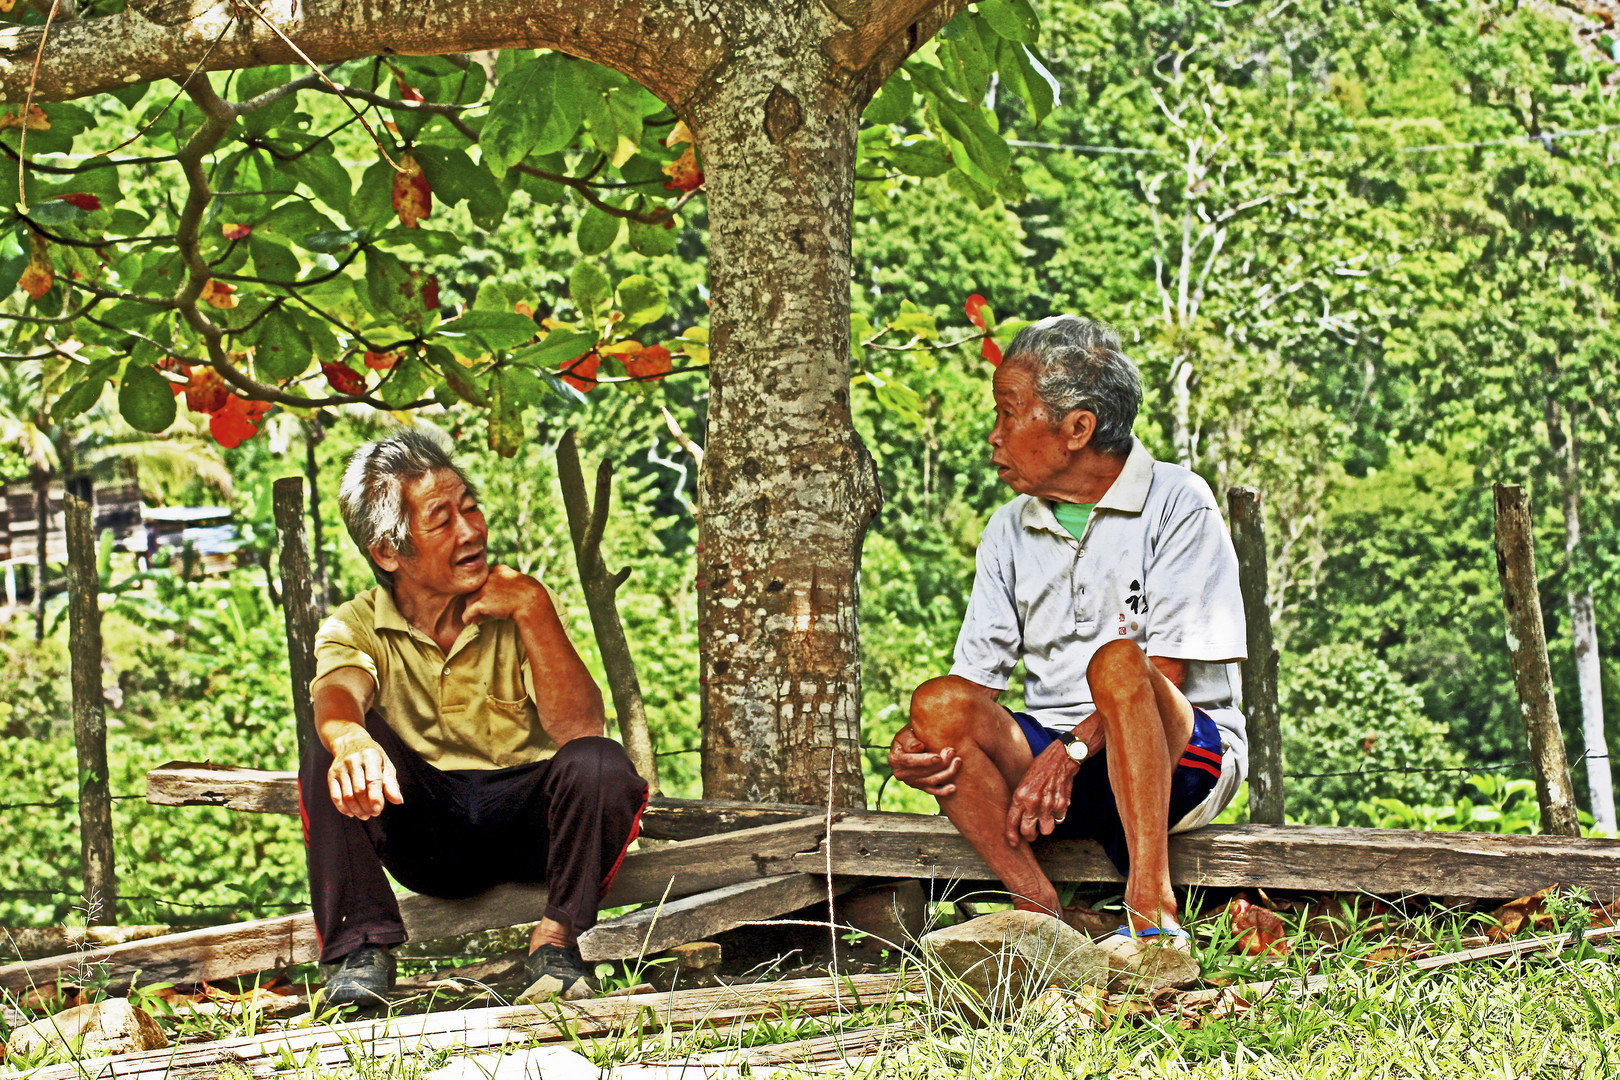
[1066,740,1087,763]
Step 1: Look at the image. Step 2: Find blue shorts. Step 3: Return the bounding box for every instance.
[1010,707,1225,877]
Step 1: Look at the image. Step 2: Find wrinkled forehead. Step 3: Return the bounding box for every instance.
[401,468,470,518]
[992,357,1039,406]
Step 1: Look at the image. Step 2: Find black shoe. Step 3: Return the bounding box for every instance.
[323,944,396,1007]
[518,942,596,1003]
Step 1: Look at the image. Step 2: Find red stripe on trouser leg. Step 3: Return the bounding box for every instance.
[600,782,650,896]
[1183,743,1223,765]
[1178,757,1222,779]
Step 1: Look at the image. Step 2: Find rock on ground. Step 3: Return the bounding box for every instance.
[7,997,168,1058]
[1093,931,1202,993]
[919,911,1108,1018]
[422,1044,599,1079]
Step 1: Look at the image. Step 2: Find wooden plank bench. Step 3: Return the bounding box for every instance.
[148,761,1620,901]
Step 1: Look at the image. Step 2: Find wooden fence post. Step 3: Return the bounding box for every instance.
[65,481,117,924]
[1227,487,1284,825]
[273,478,320,754]
[1492,483,1581,836]
[556,430,661,795]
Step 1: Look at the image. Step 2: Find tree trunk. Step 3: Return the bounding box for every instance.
[1492,483,1581,837]
[32,468,49,643]
[65,483,117,923]
[304,419,330,613]
[1170,355,1195,469]
[1546,403,1614,831]
[691,27,883,808]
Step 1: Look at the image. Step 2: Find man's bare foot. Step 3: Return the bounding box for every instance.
[529,917,575,953]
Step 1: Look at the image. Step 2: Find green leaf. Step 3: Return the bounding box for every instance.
[977,0,1040,43]
[248,235,300,285]
[301,228,364,253]
[889,301,938,340]
[569,261,612,326]
[0,221,28,297]
[511,329,598,368]
[378,352,433,407]
[883,140,953,178]
[940,18,991,104]
[865,73,914,126]
[481,54,557,179]
[534,57,589,156]
[375,226,464,256]
[439,363,490,407]
[50,358,118,424]
[252,306,312,380]
[29,200,81,226]
[433,310,540,358]
[583,82,642,168]
[628,215,678,257]
[279,150,353,214]
[118,364,178,433]
[946,165,998,209]
[489,365,540,457]
[348,160,395,228]
[577,205,622,255]
[997,39,1055,125]
[365,248,429,328]
[615,274,666,333]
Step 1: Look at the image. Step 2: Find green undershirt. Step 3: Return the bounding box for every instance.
[1052,501,1097,542]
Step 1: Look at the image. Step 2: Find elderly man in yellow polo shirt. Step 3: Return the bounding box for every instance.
[301,428,648,1006]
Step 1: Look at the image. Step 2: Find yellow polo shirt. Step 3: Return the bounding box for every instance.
[312,585,568,770]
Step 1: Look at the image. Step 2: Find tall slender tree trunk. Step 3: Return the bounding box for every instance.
[1547,401,1614,831]
[1170,355,1196,469]
[691,16,883,807]
[32,467,49,643]
[303,418,329,613]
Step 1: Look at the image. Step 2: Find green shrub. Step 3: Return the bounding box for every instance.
[1279,642,1462,824]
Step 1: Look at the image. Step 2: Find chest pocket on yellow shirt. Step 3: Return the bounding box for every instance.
[486,695,534,762]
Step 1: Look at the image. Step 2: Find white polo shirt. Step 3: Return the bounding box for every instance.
[950,438,1250,776]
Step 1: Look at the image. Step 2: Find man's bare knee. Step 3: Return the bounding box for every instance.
[909,676,989,748]
[1087,640,1156,727]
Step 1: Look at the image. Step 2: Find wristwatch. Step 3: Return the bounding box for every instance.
[1053,729,1088,764]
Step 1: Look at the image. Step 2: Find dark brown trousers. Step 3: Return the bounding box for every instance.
[298,713,648,964]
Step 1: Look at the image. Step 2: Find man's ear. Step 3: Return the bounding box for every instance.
[371,541,401,573]
[1063,409,1098,451]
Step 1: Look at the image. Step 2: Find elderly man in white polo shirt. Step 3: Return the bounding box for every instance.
[888,314,1246,955]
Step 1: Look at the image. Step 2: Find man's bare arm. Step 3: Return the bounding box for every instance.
[311,666,400,820]
[465,566,605,746]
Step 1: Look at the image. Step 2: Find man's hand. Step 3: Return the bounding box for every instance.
[327,729,403,820]
[463,565,547,625]
[888,723,962,797]
[1005,741,1080,846]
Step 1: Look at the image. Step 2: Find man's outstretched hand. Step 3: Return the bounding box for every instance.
[888,723,962,797]
[328,730,403,820]
[1005,741,1079,846]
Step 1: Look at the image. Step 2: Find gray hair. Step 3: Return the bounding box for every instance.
[337,428,477,588]
[1004,315,1142,457]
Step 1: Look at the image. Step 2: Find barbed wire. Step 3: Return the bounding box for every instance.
[1008,123,1620,159]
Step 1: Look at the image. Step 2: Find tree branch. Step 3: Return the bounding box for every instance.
[0,0,725,106]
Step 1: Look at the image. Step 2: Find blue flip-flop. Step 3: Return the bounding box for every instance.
[1109,924,1192,941]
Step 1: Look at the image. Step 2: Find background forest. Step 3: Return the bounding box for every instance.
[2,0,1617,927]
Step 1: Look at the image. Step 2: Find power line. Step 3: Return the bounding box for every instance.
[1009,123,1620,159]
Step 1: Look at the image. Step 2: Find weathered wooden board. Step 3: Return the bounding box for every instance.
[20,972,920,1080]
[762,816,1620,901]
[582,873,845,961]
[147,762,1620,899]
[0,815,834,992]
[145,762,826,839]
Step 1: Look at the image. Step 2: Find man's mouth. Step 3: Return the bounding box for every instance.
[456,550,486,569]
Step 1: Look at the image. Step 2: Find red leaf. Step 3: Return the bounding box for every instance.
[421,273,440,310]
[221,222,252,240]
[624,344,673,380]
[183,366,231,415]
[208,395,269,449]
[982,336,1002,366]
[964,293,989,329]
[363,350,400,370]
[661,145,704,193]
[560,351,600,393]
[18,233,52,300]
[200,279,237,309]
[321,362,366,395]
[56,193,102,212]
[392,152,432,230]
[1228,896,1290,956]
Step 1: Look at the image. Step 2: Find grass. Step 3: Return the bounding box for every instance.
[5,892,1618,1078]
